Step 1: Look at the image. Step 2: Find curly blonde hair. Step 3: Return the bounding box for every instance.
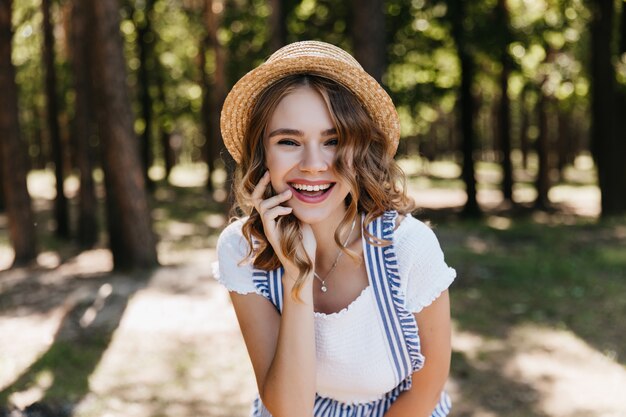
[232,74,414,301]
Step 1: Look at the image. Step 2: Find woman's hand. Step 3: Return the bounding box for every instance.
[251,172,317,274]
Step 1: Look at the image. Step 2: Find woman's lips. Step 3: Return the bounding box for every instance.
[288,183,335,204]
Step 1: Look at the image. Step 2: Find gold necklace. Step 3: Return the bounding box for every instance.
[313,219,356,293]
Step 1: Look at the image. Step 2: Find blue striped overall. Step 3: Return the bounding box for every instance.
[250,211,452,417]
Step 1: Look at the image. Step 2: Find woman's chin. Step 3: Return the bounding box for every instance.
[289,208,331,225]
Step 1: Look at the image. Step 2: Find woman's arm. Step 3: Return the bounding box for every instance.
[230,173,317,417]
[383,290,452,417]
[230,275,316,417]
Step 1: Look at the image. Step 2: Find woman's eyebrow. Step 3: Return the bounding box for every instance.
[267,128,304,138]
[321,128,337,136]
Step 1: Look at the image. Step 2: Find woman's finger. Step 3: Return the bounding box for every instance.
[258,189,292,212]
[262,205,293,222]
[250,171,271,207]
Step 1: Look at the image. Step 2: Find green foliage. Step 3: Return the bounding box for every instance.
[386,1,459,137]
[12,0,45,165]
[222,0,275,85]
[7,0,624,171]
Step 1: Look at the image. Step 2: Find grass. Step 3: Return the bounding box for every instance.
[440,216,626,363]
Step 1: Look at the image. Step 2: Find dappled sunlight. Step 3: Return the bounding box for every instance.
[428,160,462,179]
[57,250,114,276]
[407,177,600,217]
[157,246,216,266]
[73,266,255,417]
[505,324,626,417]
[0,310,65,392]
[452,322,626,417]
[36,252,61,269]
[0,246,13,270]
[164,221,197,238]
[396,157,427,177]
[563,154,596,185]
[486,216,512,230]
[203,213,227,229]
[464,236,490,255]
[26,171,56,200]
[549,185,600,217]
[8,370,54,410]
[212,188,229,203]
[1,257,256,416]
[452,324,506,363]
[168,164,208,188]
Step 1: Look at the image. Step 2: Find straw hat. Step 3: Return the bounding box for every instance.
[220,40,400,163]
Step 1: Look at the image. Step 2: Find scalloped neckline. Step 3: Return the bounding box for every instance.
[314,285,372,319]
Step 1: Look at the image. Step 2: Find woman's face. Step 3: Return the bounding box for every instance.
[263,86,350,225]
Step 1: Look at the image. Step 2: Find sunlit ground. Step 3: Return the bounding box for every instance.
[450,324,626,417]
[1,157,625,416]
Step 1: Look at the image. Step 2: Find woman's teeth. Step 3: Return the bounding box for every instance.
[290,183,332,192]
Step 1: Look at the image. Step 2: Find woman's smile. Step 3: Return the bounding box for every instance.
[264,86,350,225]
[288,180,336,203]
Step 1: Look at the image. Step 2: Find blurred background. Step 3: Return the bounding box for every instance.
[0,0,625,416]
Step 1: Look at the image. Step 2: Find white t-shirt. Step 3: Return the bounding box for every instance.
[213,214,456,404]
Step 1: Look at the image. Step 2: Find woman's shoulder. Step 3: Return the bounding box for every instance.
[217,217,247,244]
[213,217,259,295]
[217,216,256,257]
[392,213,456,313]
[394,213,440,248]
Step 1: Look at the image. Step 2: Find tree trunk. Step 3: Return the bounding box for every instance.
[148,19,175,179]
[519,87,530,170]
[0,0,38,266]
[591,0,626,215]
[268,0,286,52]
[69,0,98,248]
[617,0,626,197]
[135,0,155,192]
[199,28,214,191]
[449,0,480,217]
[154,57,175,179]
[89,0,158,269]
[556,108,570,178]
[534,89,550,210]
[203,0,232,194]
[0,139,4,211]
[351,0,385,82]
[42,0,69,238]
[497,0,514,203]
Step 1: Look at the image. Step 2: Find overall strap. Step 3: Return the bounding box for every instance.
[252,267,284,313]
[363,211,425,386]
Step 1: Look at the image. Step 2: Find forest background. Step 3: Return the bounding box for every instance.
[1,0,626,416]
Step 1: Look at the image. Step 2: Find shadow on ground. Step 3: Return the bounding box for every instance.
[0,270,152,416]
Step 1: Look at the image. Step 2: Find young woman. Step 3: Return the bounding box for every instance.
[214,41,456,417]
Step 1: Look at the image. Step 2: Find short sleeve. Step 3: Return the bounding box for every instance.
[395,216,456,313]
[212,219,259,295]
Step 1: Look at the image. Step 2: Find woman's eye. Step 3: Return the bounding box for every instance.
[325,138,339,146]
[278,139,299,146]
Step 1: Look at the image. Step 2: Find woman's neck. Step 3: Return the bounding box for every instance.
[309,209,360,265]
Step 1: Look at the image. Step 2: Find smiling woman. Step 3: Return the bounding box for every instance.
[213,41,455,417]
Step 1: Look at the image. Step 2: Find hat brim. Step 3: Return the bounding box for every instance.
[220,55,400,164]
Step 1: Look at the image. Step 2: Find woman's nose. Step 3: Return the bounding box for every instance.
[299,145,329,173]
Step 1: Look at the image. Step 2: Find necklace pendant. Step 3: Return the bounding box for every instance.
[321,283,328,293]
